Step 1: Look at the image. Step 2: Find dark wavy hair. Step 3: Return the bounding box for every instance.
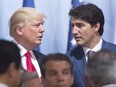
[69,3,104,36]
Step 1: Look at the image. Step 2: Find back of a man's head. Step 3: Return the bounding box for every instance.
[86,49,116,87]
[19,71,39,87]
[0,39,21,74]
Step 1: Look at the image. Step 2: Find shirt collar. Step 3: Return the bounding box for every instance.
[13,40,28,56]
[83,38,103,56]
[13,40,35,59]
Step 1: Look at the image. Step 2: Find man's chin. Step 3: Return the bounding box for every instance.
[77,42,83,46]
[34,42,41,48]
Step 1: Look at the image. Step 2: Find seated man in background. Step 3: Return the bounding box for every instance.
[86,49,116,87]
[40,53,74,87]
[0,40,22,87]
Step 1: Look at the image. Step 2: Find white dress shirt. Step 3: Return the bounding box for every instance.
[13,40,41,77]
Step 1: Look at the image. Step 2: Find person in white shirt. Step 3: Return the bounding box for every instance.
[9,7,46,87]
[66,3,116,87]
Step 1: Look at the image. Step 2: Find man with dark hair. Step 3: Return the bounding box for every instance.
[86,49,116,87]
[40,53,74,87]
[0,40,22,87]
[67,3,116,87]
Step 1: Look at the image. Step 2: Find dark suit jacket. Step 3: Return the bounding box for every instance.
[66,40,116,87]
[33,50,46,65]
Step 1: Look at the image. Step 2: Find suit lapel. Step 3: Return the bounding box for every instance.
[70,46,86,77]
[73,56,86,76]
[33,50,45,65]
[70,46,87,86]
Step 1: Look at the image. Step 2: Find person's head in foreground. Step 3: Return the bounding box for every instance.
[86,49,116,87]
[40,53,74,87]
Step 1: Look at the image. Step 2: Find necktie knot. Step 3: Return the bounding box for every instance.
[87,50,95,58]
[25,51,31,58]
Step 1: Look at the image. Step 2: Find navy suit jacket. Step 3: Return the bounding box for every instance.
[66,40,116,87]
[33,50,46,65]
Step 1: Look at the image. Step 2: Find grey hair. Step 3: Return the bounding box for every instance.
[22,71,38,81]
[86,49,116,87]
[18,71,38,87]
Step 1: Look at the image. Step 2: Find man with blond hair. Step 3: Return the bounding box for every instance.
[9,7,46,87]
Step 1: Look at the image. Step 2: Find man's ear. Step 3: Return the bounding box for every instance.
[15,26,23,36]
[8,63,17,78]
[95,22,100,32]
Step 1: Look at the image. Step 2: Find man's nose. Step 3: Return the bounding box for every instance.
[40,25,45,32]
[72,26,79,35]
[57,73,65,82]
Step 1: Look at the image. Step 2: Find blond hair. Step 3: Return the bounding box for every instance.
[9,7,45,37]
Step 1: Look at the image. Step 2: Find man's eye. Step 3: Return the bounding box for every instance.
[63,70,71,75]
[34,23,41,27]
[34,22,44,27]
[47,71,57,76]
[76,23,84,28]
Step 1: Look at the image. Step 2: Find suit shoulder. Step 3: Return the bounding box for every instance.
[103,40,116,52]
[33,50,46,58]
